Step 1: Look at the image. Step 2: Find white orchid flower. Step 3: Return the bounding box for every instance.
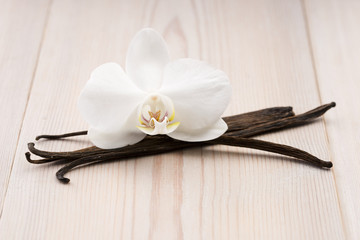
[78,28,231,149]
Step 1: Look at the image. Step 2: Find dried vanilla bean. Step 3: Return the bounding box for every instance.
[36,131,88,141]
[54,135,331,183]
[26,103,335,183]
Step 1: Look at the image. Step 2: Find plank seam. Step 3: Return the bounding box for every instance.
[0,0,54,220]
[300,0,347,238]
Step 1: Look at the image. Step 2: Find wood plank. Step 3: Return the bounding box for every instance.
[0,0,51,213]
[304,0,360,238]
[0,0,345,239]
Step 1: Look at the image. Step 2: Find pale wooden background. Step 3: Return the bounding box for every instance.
[0,0,359,239]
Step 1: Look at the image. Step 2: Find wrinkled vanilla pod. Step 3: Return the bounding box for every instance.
[26,102,335,183]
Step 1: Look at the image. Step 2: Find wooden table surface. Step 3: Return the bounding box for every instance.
[0,0,359,239]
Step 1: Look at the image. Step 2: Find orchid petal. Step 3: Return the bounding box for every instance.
[168,118,227,141]
[88,109,146,149]
[160,58,231,139]
[126,28,170,91]
[78,62,145,132]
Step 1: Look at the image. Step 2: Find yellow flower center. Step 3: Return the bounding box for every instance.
[136,93,179,135]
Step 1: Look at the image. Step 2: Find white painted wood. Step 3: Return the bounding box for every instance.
[304,0,360,238]
[0,0,347,239]
[0,0,51,212]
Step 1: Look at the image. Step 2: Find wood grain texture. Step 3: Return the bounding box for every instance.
[0,0,350,239]
[0,0,51,212]
[304,0,360,238]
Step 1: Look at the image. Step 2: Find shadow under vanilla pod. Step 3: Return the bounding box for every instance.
[26,102,335,183]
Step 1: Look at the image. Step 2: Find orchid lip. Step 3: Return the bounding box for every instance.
[136,93,179,135]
